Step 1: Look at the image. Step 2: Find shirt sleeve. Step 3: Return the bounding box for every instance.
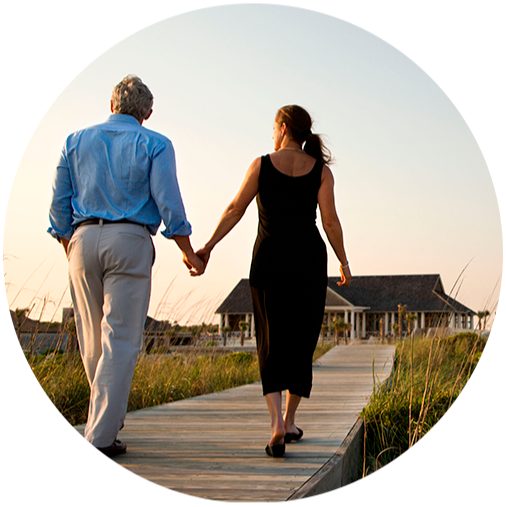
[150,139,192,238]
[47,146,74,240]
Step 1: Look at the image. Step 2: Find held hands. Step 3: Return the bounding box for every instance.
[337,263,352,287]
[182,251,205,276]
[183,245,213,276]
[173,235,206,276]
[195,246,211,271]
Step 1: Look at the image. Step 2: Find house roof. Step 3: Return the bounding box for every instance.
[325,287,354,307]
[216,275,475,315]
[216,279,253,314]
[10,310,61,333]
[327,274,475,314]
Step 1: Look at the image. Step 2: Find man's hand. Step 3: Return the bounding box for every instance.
[61,237,70,255]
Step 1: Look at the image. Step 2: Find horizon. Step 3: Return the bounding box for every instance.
[9,270,489,327]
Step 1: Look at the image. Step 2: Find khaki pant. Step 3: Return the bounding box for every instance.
[67,222,153,447]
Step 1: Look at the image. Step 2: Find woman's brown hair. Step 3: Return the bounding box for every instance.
[275,105,333,165]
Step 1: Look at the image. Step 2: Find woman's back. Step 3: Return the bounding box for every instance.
[268,150,317,177]
[250,152,327,286]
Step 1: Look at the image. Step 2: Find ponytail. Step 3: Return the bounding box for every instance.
[304,132,333,165]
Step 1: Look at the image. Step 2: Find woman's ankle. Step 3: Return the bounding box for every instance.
[270,426,285,445]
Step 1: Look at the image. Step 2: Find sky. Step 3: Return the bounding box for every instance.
[1,2,505,507]
[2,3,502,326]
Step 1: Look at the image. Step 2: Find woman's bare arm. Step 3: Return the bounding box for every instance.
[318,165,352,286]
[197,157,261,266]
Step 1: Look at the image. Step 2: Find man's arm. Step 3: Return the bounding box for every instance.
[150,139,192,238]
[48,146,74,253]
[149,139,203,274]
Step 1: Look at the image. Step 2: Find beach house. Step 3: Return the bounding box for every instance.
[215,274,476,339]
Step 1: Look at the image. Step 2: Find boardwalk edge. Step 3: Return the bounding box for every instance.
[287,417,364,499]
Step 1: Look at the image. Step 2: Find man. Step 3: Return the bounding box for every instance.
[48,75,204,457]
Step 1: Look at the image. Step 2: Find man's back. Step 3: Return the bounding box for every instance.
[66,114,167,191]
[49,113,191,239]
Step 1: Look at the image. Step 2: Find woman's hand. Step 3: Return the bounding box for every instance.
[338,263,352,286]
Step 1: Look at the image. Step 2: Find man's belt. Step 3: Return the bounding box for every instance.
[76,218,144,229]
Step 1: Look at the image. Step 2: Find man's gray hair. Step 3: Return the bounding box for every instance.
[111,75,153,121]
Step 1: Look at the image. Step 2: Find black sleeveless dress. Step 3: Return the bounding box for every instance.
[249,154,328,398]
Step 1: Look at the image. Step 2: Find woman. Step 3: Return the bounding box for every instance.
[197,105,351,457]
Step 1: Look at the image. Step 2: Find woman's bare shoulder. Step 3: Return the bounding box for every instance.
[321,164,333,181]
[249,156,262,172]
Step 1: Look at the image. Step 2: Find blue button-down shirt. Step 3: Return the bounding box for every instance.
[48,114,192,240]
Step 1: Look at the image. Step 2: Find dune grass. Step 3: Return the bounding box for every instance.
[28,341,333,426]
[361,332,486,475]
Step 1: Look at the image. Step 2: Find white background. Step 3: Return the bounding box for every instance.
[1,1,504,506]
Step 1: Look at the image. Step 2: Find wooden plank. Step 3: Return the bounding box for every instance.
[76,343,394,501]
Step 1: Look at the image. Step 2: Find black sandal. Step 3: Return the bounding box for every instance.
[265,442,286,457]
[285,427,303,443]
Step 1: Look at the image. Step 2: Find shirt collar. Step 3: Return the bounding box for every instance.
[107,113,141,125]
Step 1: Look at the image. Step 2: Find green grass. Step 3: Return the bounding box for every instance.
[28,341,333,426]
[29,352,90,425]
[361,332,486,474]
[128,351,259,414]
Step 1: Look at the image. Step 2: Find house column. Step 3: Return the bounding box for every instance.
[390,312,396,335]
[421,312,425,329]
[384,313,389,337]
[246,313,250,337]
[344,311,349,339]
[350,311,356,339]
[219,314,224,334]
[450,313,456,329]
[250,313,255,337]
[362,312,366,338]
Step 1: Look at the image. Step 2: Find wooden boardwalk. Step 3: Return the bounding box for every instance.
[78,343,394,501]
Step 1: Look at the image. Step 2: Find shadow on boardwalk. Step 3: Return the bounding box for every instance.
[77,343,394,501]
